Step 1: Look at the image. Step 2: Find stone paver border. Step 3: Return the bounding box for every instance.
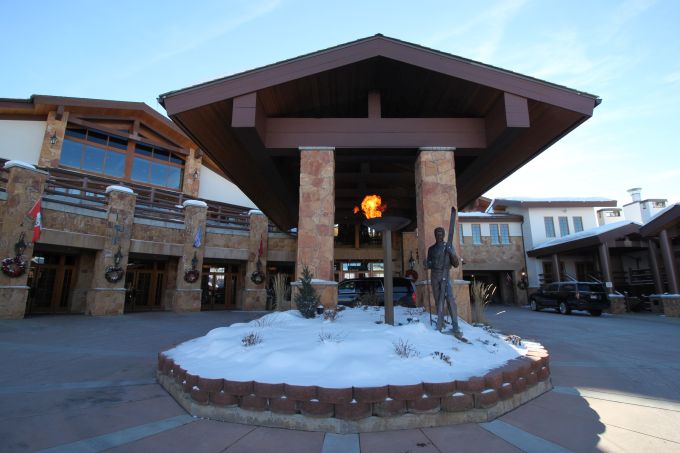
[157,343,551,433]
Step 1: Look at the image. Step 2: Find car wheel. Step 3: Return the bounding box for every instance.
[589,309,602,317]
[530,299,540,311]
[559,302,571,315]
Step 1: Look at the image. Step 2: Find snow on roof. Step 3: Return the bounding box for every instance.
[458,211,518,218]
[531,220,641,251]
[494,196,615,203]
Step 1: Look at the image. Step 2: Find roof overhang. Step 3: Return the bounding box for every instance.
[528,222,641,257]
[159,35,600,230]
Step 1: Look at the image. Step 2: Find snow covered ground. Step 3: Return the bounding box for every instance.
[165,306,527,388]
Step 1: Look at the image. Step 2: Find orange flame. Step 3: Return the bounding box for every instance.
[354,194,387,219]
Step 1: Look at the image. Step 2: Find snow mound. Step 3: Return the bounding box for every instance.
[165,306,527,388]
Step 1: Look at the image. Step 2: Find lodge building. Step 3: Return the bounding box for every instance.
[0,35,605,319]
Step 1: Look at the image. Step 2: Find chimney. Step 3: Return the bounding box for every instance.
[627,187,642,203]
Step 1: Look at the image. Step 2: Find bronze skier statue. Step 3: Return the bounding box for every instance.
[426,222,468,342]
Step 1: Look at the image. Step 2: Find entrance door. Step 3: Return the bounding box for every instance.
[201,264,241,310]
[26,255,76,314]
[125,261,165,312]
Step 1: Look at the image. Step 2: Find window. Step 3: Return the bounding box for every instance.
[544,217,556,238]
[131,143,184,190]
[471,224,481,245]
[61,128,127,178]
[500,224,510,244]
[490,224,500,245]
[558,216,570,236]
[573,216,583,233]
[60,126,185,191]
[459,226,464,244]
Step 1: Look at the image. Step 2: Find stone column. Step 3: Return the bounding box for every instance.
[167,200,208,312]
[414,147,471,322]
[647,239,664,294]
[38,111,69,168]
[295,147,337,309]
[85,186,136,316]
[659,229,679,294]
[243,210,269,310]
[0,161,48,319]
[182,147,202,198]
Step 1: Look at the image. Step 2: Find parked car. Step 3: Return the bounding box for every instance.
[530,282,609,316]
[337,277,417,307]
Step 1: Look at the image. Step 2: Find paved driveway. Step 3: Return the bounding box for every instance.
[1,307,679,452]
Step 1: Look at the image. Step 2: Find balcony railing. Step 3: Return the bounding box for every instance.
[0,159,264,231]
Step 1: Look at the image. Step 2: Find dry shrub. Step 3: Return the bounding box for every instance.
[241,332,263,347]
[393,338,419,358]
[471,281,496,324]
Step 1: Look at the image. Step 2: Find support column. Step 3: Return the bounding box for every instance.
[243,210,269,310]
[659,229,679,294]
[295,147,337,309]
[647,239,664,294]
[85,186,136,316]
[38,110,69,168]
[167,200,208,312]
[598,244,613,292]
[414,147,470,323]
[551,254,561,282]
[0,162,48,319]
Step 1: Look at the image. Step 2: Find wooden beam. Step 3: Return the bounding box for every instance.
[56,105,65,121]
[265,117,485,149]
[485,92,530,145]
[231,92,298,223]
[67,116,188,155]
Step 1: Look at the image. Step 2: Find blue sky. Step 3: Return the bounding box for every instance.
[2,0,678,206]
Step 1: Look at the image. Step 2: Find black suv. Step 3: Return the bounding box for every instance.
[337,277,417,308]
[530,282,609,316]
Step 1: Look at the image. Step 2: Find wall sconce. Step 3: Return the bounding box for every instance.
[49,132,58,146]
[192,169,200,179]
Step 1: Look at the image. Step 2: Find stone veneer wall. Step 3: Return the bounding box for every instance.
[43,208,108,236]
[157,343,551,433]
[132,223,183,243]
[296,148,335,281]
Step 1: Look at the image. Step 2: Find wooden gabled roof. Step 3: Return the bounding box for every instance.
[159,34,601,230]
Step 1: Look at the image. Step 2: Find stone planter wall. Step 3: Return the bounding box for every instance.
[157,343,551,433]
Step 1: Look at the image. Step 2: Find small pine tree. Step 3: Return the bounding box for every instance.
[295,266,319,318]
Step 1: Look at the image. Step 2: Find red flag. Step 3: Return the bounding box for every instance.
[28,198,42,242]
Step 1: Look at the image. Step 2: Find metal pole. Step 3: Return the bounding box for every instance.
[383,228,394,325]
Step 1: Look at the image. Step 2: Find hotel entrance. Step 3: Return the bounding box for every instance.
[201,263,242,310]
[124,260,166,312]
[26,254,77,315]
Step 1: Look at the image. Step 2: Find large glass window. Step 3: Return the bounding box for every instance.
[490,224,500,245]
[544,217,556,238]
[559,216,570,236]
[459,226,464,244]
[500,224,510,244]
[472,224,481,245]
[132,142,184,190]
[60,126,185,190]
[573,216,584,233]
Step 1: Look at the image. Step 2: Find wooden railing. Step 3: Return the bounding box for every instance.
[0,161,294,233]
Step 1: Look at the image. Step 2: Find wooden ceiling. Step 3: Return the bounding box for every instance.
[160,35,599,230]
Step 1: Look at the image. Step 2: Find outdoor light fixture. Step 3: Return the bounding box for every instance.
[192,169,199,179]
[49,132,58,145]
